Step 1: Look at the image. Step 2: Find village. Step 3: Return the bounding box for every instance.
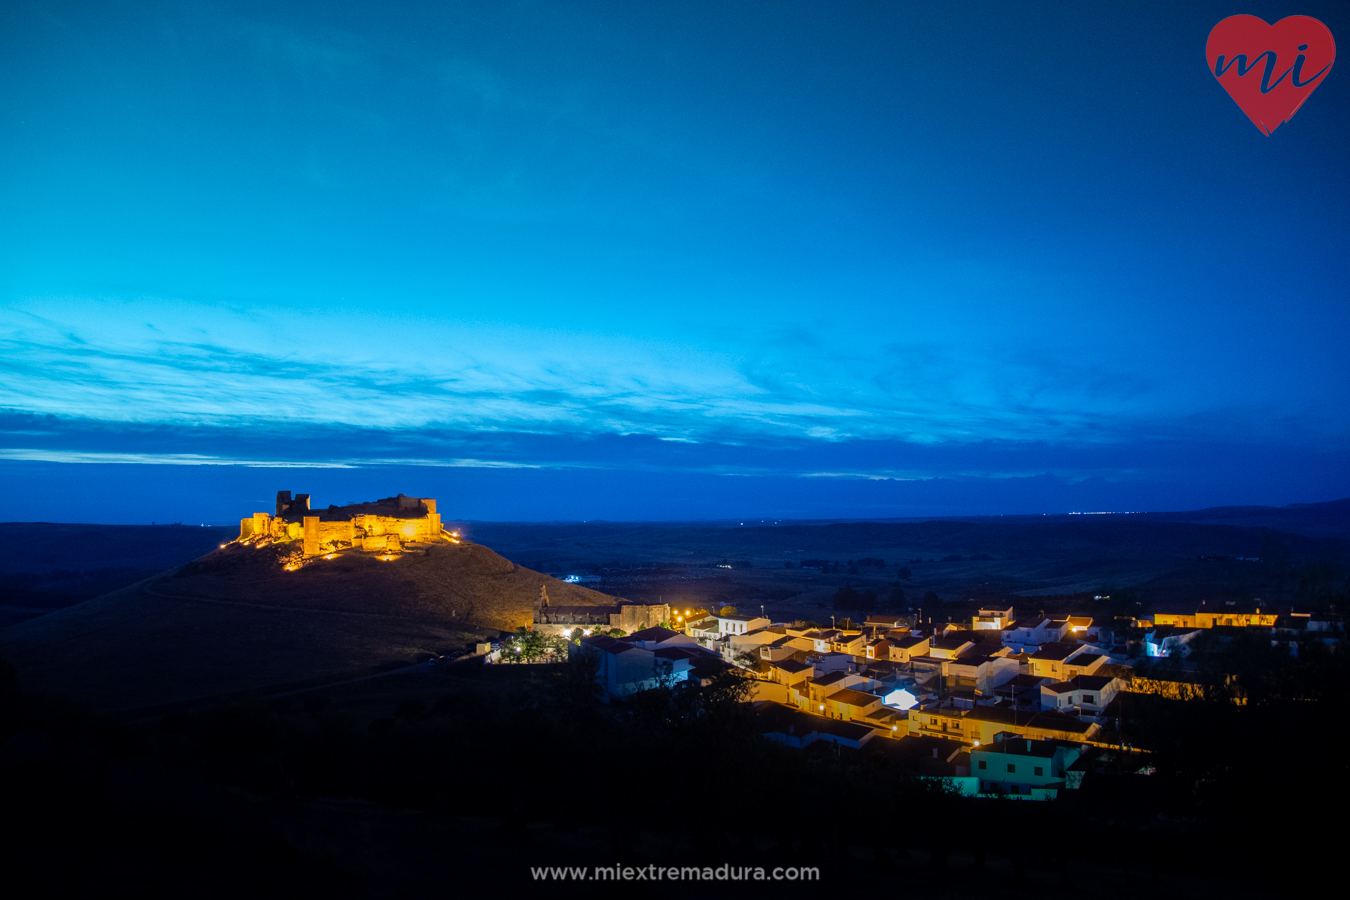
[503,590,1343,801]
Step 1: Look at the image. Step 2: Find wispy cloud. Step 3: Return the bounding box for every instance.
[0,296,1322,458]
[0,449,357,467]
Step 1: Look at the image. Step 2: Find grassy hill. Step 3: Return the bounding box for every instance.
[0,539,616,714]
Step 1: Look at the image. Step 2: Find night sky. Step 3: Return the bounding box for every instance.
[2,1,1347,523]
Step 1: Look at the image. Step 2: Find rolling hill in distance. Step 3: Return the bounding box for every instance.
[0,497,1346,715]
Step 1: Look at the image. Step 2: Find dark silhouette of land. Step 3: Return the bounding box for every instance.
[0,537,613,714]
[1,498,1346,714]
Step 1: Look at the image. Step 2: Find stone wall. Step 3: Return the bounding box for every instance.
[236,492,447,557]
[613,603,672,632]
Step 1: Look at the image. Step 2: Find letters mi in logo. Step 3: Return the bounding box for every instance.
[1207,15,1335,135]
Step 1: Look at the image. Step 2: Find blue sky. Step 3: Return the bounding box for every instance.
[2,1,1348,522]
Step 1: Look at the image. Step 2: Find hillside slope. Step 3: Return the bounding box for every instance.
[0,540,615,713]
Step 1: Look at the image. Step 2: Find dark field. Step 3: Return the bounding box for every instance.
[459,503,1350,624]
[0,523,237,626]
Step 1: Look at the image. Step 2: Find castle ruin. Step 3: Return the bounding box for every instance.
[238,491,450,558]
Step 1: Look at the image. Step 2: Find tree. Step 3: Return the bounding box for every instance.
[887,584,906,609]
[833,585,877,611]
[500,627,565,662]
[552,648,602,725]
[897,566,912,580]
[718,605,738,616]
[833,584,861,610]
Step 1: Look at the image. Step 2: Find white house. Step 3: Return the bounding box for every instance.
[971,737,1083,800]
[1002,618,1070,652]
[1038,674,1122,721]
[717,614,770,636]
[972,607,1014,630]
[572,633,693,700]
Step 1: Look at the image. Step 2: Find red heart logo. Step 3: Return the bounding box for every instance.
[1206,15,1336,135]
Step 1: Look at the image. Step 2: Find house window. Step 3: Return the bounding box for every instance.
[1007,763,1016,773]
[1034,766,1044,776]
[978,760,987,770]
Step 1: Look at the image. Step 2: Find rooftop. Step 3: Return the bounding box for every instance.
[825,688,882,707]
[1029,641,1081,661]
[755,702,873,742]
[973,738,1060,759]
[581,634,638,655]
[948,654,996,668]
[623,626,682,643]
[1007,618,1053,632]
[1001,674,1050,689]
[1069,674,1116,691]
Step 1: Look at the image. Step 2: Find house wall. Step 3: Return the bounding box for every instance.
[576,644,683,700]
[889,638,931,663]
[750,682,789,704]
[827,696,882,721]
[1028,649,1086,679]
[907,710,969,741]
[972,748,1064,794]
[1154,612,1278,629]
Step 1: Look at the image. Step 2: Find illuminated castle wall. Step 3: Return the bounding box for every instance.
[239,491,446,557]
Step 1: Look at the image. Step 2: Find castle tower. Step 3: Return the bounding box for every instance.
[303,516,320,557]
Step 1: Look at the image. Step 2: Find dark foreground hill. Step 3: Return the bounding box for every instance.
[0,539,615,714]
